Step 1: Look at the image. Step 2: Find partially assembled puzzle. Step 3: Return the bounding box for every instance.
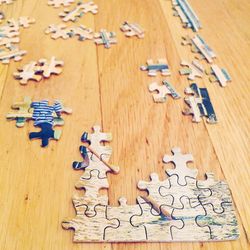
[6,97,72,147]
[0,16,35,63]
[13,56,64,85]
[62,126,239,242]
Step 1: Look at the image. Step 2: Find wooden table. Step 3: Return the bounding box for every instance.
[0,0,249,249]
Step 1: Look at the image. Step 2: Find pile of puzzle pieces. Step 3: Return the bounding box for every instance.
[62,127,239,242]
[0,16,35,63]
[6,97,72,147]
[13,56,64,85]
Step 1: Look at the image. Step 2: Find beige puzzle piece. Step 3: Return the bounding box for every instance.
[120,21,144,38]
[48,0,75,8]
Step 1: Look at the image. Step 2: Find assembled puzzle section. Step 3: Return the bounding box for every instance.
[183,83,217,124]
[0,16,35,64]
[6,97,72,147]
[63,128,239,242]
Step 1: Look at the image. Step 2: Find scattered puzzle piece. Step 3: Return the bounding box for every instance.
[45,23,72,39]
[148,80,180,103]
[0,47,27,64]
[206,64,231,87]
[141,59,171,76]
[48,0,75,8]
[17,16,35,28]
[179,60,204,80]
[71,25,93,40]
[94,29,117,49]
[183,83,217,123]
[120,21,144,39]
[38,56,64,78]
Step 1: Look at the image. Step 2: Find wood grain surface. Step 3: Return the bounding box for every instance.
[0,0,249,249]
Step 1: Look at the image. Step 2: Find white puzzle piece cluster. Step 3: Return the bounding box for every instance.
[63,128,239,242]
[0,17,35,64]
[13,56,64,84]
[120,21,144,39]
[148,80,181,103]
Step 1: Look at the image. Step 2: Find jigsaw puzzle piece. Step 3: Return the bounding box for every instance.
[6,96,33,127]
[62,204,119,242]
[148,80,180,103]
[131,196,184,241]
[141,59,170,76]
[179,60,204,80]
[206,64,231,87]
[171,196,211,241]
[94,29,117,49]
[45,24,72,39]
[48,0,75,8]
[71,25,93,41]
[120,21,144,38]
[163,147,198,185]
[104,197,147,241]
[196,202,239,240]
[0,47,27,64]
[18,16,35,28]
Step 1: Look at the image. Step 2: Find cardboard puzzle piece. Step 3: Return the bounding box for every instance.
[94,29,117,49]
[0,36,19,49]
[6,96,33,127]
[64,139,239,242]
[206,64,231,87]
[59,1,98,22]
[0,23,19,41]
[48,0,75,8]
[0,47,26,64]
[18,16,35,28]
[45,24,72,39]
[182,35,216,63]
[71,25,93,41]
[148,80,180,103]
[196,203,240,241]
[141,59,171,77]
[120,21,144,39]
[13,57,64,84]
[183,83,217,124]
[0,0,15,4]
[179,60,204,80]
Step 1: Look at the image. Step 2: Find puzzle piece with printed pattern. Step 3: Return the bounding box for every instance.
[179,60,204,80]
[45,23,73,39]
[120,21,144,38]
[148,80,181,103]
[206,64,231,87]
[141,59,171,76]
[71,25,93,41]
[0,47,27,64]
[94,29,117,49]
[48,0,75,8]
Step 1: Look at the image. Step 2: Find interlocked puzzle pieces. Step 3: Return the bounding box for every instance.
[120,21,144,39]
[183,83,217,124]
[63,128,239,242]
[179,60,204,80]
[6,97,72,147]
[13,56,64,84]
[141,59,171,76]
[94,29,117,49]
[0,16,35,63]
[48,0,75,8]
[182,35,216,63]
[59,1,98,22]
[148,80,181,103]
[206,64,231,87]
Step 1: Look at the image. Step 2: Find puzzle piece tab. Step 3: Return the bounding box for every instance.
[94,29,117,49]
[120,21,144,38]
[148,80,180,103]
[141,59,171,76]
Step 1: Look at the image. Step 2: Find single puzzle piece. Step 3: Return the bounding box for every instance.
[196,203,240,241]
[0,47,27,64]
[206,64,231,87]
[131,196,184,241]
[94,29,117,49]
[171,196,211,241]
[163,147,198,185]
[6,96,33,127]
[197,172,233,213]
[29,122,62,147]
[62,204,119,242]
[37,56,64,78]
[120,21,144,39]
[18,16,35,28]
[148,80,181,103]
[45,23,72,39]
[140,59,171,77]
[104,197,147,241]
[48,0,75,8]
[0,23,19,40]
[179,60,204,80]
[0,36,19,48]
[183,83,217,124]
[0,0,15,4]
[13,61,42,84]
[59,1,98,22]
[71,25,93,41]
